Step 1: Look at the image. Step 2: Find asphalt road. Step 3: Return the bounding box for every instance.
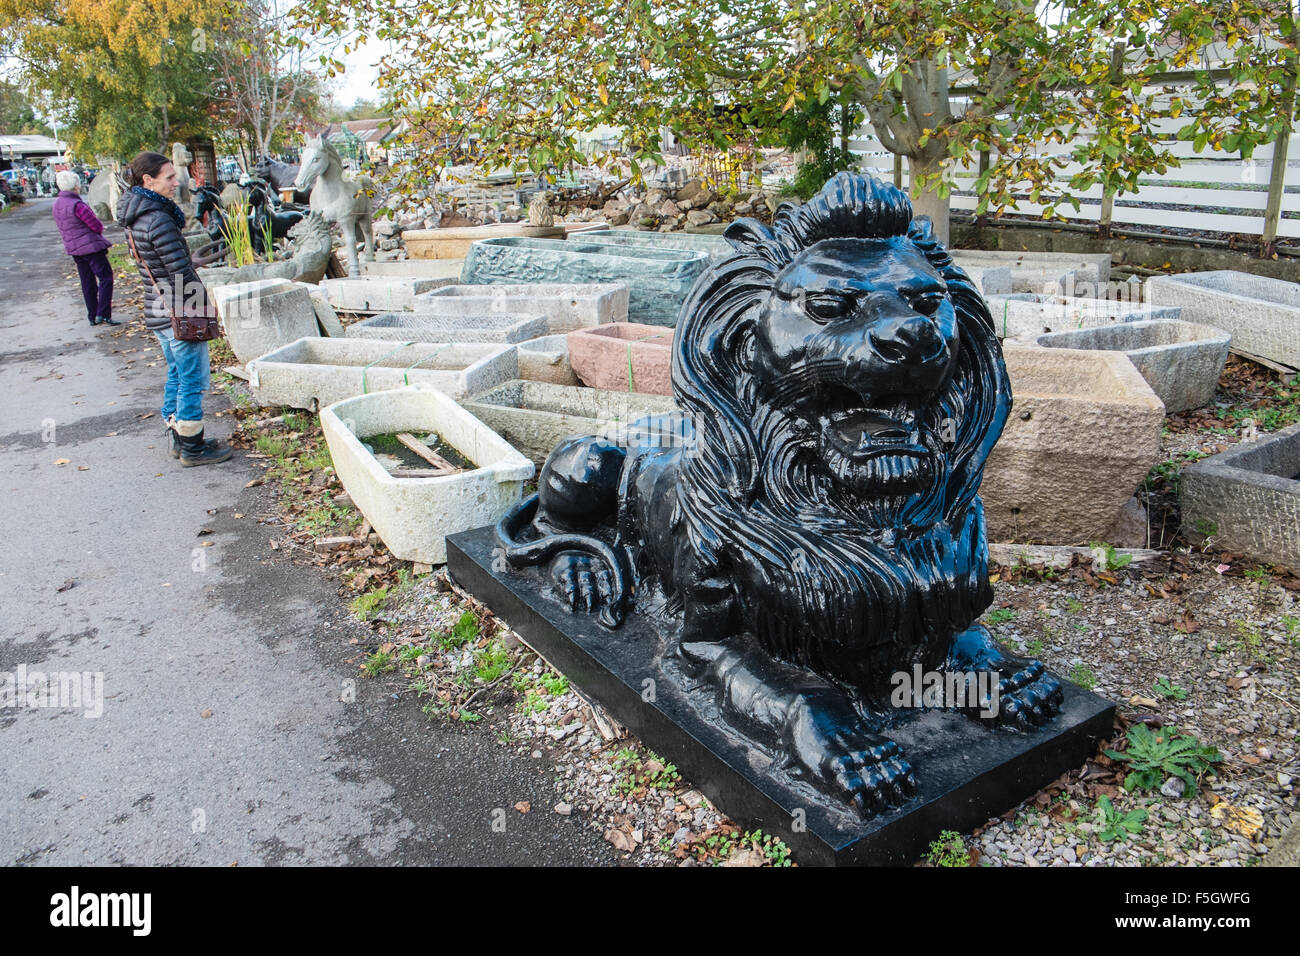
[0,199,610,865]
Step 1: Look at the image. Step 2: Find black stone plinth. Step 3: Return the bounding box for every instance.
[448,526,1115,866]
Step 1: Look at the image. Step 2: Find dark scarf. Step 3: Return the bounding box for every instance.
[130,185,186,228]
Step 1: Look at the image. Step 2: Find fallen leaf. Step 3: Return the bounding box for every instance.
[54,458,70,466]
[1209,802,1263,840]
[514,801,531,814]
[56,579,76,593]
[200,709,212,718]
[604,828,636,852]
[77,465,90,471]
[1129,694,1161,708]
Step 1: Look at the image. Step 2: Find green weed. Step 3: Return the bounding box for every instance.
[1096,795,1147,842]
[924,830,971,867]
[1104,724,1222,795]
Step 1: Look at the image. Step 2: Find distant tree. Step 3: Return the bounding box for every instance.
[0,81,50,135]
[0,0,218,158]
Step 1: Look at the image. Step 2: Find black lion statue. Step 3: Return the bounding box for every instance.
[497,172,1064,815]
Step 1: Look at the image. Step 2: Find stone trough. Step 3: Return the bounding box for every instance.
[982,346,1164,545]
[988,294,1181,340]
[346,311,549,344]
[414,283,628,334]
[212,279,321,366]
[567,322,675,395]
[319,276,455,313]
[1180,422,1300,570]
[401,222,596,259]
[575,229,734,261]
[459,236,710,326]
[462,380,680,465]
[1145,271,1300,369]
[516,335,580,386]
[952,251,1111,295]
[321,385,534,564]
[1029,319,1231,414]
[247,337,517,410]
[362,259,465,280]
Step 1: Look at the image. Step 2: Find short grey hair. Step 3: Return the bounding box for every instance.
[56,170,81,192]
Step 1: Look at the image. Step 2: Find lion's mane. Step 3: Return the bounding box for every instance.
[665,173,1011,707]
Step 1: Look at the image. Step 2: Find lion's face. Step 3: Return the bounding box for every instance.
[750,237,959,498]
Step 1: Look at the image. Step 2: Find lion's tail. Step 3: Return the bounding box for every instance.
[495,494,631,628]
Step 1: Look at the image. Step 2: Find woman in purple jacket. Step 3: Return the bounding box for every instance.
[52,170,119,327]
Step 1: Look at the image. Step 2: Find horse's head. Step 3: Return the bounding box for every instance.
[294,136,334,191]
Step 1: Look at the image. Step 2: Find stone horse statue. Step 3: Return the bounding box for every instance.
[294,135,374,277]
[253,155,311,204]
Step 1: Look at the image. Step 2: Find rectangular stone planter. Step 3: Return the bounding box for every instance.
[319,276,455,313]
[576,229,734,261]
[567,322,674,395]
[212,279,321,366]
[1031,319,1231,413]
[345,311,549,344]
[982,346,1165,545]
[460,236,710,326]
[362,259,465,280]
[292,282,345,337]
[246,337,518,410]
[414,283,628,334]
[463,380,679,465]
[321,385,534,564]
[1180,423,1300,569]
[1145,271,1300,369]
[517,335,579,386]
[953,251,1111,295]
[988,294,1182,340]
[403,223,578,259]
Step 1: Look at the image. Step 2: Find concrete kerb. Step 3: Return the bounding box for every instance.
[1181,422,1300,570]
[321,385,534,565]
[246,337,518,410]
[1028,319,1232,414]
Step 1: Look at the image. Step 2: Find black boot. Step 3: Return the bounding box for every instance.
[176,426,233,467]
[166,418,180,459]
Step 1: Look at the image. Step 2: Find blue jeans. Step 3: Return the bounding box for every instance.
[154,328,211,422]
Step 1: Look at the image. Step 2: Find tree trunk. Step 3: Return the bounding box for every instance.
[908,152,951,245]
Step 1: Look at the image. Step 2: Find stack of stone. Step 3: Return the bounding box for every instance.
[601,178,778,232]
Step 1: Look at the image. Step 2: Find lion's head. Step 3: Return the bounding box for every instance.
[667,173,1011,702]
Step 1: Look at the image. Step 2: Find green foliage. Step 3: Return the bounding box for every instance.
[781,96,861,199]
[361,647,395,677]
[538,672,569,696]
[437,611,480,649]
[350,587,389,622]
[985,608,1018,625]
[924,830,971,867]
[1068,663,1096,691]
[611,748,681,796]
[1066,598,1084,614]
[1089,542,1133,572]
[1104,724,1222,795]
[1095,795,1147,842]
[473,641,512,683]
[1153,676,1188,701]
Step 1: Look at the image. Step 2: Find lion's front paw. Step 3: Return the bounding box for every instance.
[986,662,1064,730]
[783,690,916,817]
[548,552,616,615]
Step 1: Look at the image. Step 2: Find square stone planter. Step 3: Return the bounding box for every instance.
[247,337,518,410]
[319,276,455,313]
[517,335,580,386]
[982,346,1165,545]
[414,283,628,334]
[345,311,549,344]
[988,294,1182,340]
[1145,271,1300,369]
[402,223,582,259]
[212,279,321,366]
[459,236,710,326]
[463,380,680,465]
[567,322,675,395]
[1030,319,1231,413]
[1180,423,1300,569]
[321,385,534,564]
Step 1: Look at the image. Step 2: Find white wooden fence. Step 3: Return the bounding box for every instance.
[848,115,1300,240]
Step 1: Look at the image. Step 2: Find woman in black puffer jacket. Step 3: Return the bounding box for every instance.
[117,152,231,466]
